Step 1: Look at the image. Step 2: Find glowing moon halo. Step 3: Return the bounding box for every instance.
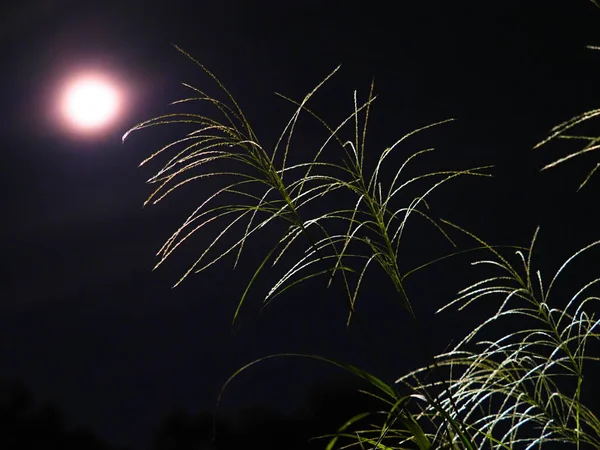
[59,74,122,133]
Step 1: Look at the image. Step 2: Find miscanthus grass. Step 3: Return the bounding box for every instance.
[124,18,600,447]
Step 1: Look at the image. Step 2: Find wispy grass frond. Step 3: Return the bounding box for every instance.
[396,225,600,449]
[124,47,492,326]
[534,32,600,191]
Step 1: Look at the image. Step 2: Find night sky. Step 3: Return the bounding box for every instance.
[2,1,600,448]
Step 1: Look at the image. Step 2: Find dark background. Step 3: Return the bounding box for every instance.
[2,0,600,448]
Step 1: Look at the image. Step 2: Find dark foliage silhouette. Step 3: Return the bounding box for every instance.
[0,379,130,450]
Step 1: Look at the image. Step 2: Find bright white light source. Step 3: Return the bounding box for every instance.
[60,75,121,132]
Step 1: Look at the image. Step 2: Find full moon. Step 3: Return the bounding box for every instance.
[59,74,122,133]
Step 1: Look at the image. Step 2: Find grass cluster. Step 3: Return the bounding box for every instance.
[124,9,600,449]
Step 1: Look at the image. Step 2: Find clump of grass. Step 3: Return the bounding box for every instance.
[125,11,600,446]
[397,224,600,449]
[124,45,493,448]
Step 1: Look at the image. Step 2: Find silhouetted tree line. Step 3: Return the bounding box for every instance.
[153,378,385,450]
[1,378,385,450]
[0,379,131,450]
